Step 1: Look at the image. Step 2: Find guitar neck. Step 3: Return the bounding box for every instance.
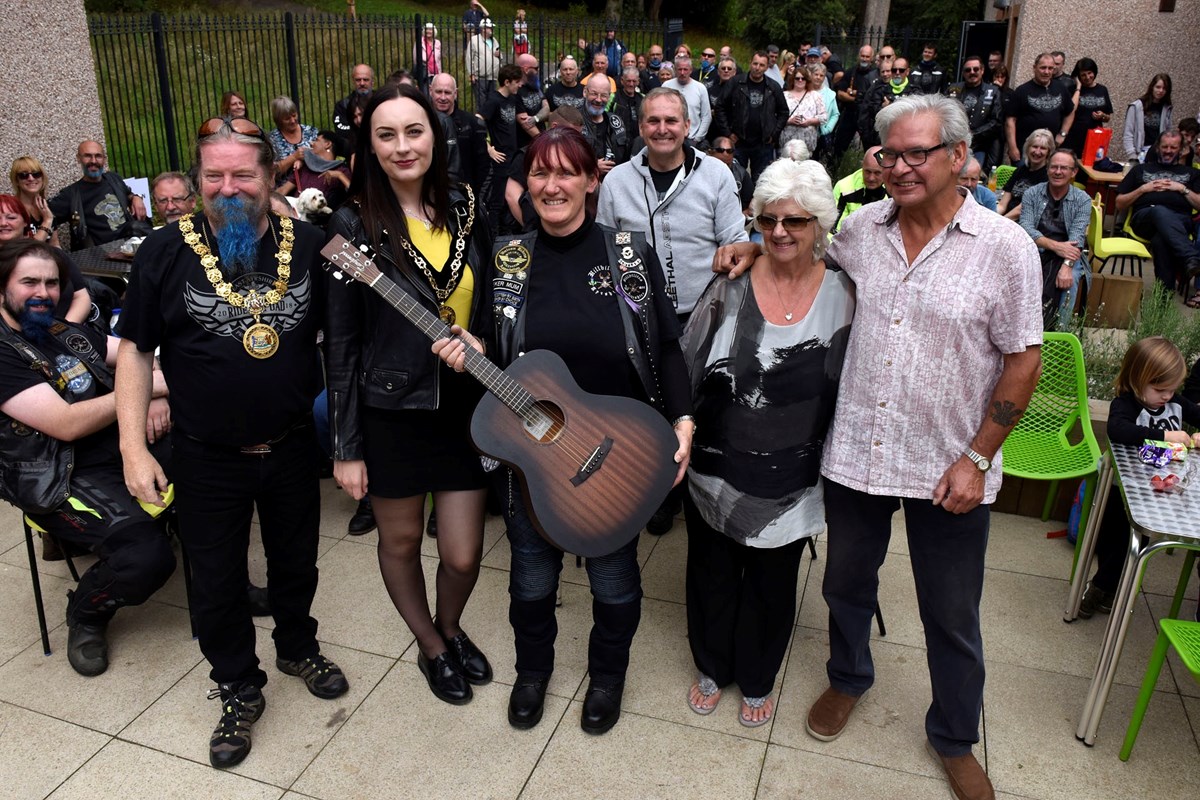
[363,271,534,415]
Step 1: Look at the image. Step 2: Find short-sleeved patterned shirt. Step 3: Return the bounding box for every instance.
[820,189,1043,503]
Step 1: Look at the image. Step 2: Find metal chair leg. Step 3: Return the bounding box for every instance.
[874,604,887,637]
[22,521,52,656]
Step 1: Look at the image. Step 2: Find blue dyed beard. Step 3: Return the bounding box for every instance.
[208,195,259,275]
[83,166,105,180]
[17,299,55,343]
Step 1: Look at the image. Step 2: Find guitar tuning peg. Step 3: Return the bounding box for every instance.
[359,244,369,253]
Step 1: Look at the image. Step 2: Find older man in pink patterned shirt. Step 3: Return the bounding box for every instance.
[807,95,1042,800]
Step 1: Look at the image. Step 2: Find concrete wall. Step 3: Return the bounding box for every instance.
[1005,0,1199,161]
[0,0,103,197]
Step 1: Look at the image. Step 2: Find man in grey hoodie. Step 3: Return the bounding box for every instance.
[597,86,748,535]
[597,87,748,320]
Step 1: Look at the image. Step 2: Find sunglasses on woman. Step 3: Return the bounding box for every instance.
[16,171,43,180]
[197,116,266,139]
[756,214,817,231]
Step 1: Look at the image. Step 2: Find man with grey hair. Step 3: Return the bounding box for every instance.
[613,65,645,132]
[332,63,374,136]
[598,86,746,533]
[804,94,1042,800]
[116,117,349,770]
[958,157,997,212]
[150,171,196,224]
[582,72,629,173]
[661,55,712,145]
[466,17,502,110]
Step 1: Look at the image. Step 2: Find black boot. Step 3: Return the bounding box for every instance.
[510,593,559,677]
[582,598,641,734]
[65,585,118,677]
[508,593,558,729]
[348,496,376,535]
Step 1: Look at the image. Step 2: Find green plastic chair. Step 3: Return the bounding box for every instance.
[1001,332,1102,529]
[1121,615,1200,760]
[1088,200,1150,278]
[993,164,1016,191]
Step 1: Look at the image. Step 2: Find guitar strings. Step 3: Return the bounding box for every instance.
[330,244,646,466]
[373,281,605,465]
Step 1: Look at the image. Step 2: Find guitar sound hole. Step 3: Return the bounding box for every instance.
[523,400,565,444]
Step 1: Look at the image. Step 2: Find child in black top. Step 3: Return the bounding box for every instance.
[1080,337,1200,618]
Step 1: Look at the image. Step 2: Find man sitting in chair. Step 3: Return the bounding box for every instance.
[0,238,175,677]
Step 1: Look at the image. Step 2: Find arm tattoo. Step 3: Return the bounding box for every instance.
[990,400,1025,427]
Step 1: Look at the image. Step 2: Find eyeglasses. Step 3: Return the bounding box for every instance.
[892,67,909,73]
[963,67,983,73]
[16,171,43,180]
[702,52,716,57]
[875,143,947,168]
[710,147,734,154]
[154,193,194,205]
[756,214,817,231]
[197,116,266,139]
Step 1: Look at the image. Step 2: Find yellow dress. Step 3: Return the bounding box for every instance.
[406,216,474,327]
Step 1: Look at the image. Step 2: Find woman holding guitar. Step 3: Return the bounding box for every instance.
[325,84,495,706]
[435,127,694,735]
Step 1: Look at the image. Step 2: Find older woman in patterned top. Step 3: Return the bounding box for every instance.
[681,158,854,727]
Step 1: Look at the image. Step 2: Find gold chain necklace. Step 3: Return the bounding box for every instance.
[389,188,475,325]
[179,212,295,359]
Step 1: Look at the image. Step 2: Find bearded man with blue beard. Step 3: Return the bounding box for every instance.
[114,116,348,770]
[48,140,149,251]
[0,239,176,679]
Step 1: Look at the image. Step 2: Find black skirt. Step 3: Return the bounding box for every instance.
[361,366,487,498]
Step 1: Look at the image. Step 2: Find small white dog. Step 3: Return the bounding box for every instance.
[291,188,333,225]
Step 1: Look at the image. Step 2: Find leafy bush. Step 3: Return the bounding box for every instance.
[1068,283,1200,400]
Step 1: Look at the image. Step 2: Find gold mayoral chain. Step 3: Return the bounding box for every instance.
[393,190,475,325]
[179,212,295,359]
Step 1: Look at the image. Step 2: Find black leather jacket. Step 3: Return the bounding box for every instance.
[716,73,789,144]
[324,188,494,461]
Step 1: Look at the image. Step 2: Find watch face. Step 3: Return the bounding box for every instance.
[978,458,991,471]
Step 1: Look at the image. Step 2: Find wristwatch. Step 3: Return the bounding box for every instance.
[964,447,991,472]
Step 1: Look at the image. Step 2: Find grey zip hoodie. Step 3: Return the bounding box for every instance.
[597,145,748,315]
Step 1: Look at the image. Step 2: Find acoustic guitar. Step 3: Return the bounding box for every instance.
[321,235,680,557]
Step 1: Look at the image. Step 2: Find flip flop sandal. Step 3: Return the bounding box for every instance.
[739,694,774,728]
[687,675,722,715]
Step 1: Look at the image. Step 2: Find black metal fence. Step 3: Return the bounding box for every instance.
[89,12,678,180]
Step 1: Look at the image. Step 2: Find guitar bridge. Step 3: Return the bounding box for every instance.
[570,437,613,487]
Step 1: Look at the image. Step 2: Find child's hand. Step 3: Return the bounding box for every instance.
[1163,430,1192,446]
[1192,432,1200,448]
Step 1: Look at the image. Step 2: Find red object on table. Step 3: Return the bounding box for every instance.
[1082,128,1113,167]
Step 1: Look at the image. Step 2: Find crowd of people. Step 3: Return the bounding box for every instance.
[3,14,1200,800]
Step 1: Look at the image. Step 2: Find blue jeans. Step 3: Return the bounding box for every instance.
[822,479,989,756]
[504,476,641,604]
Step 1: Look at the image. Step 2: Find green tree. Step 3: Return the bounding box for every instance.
[740,0,855,48]
[889,0,980,28]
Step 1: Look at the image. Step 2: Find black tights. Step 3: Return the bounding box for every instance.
[372,489,487,658]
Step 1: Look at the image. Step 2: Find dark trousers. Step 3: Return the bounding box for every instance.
[1131,205,1197,287]
[832,105,860,160]
[31,464,176,625]
[683,493,806,698]
[172,426,322,688]
[735,143,775,181]
[504,476,641,681]
[471,78,496,112]
[822,479,989,757]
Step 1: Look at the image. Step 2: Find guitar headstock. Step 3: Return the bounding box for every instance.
[321,234,383,286]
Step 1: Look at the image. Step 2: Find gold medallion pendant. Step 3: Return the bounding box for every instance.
[438,305,456,325]
[243,322,280,359]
